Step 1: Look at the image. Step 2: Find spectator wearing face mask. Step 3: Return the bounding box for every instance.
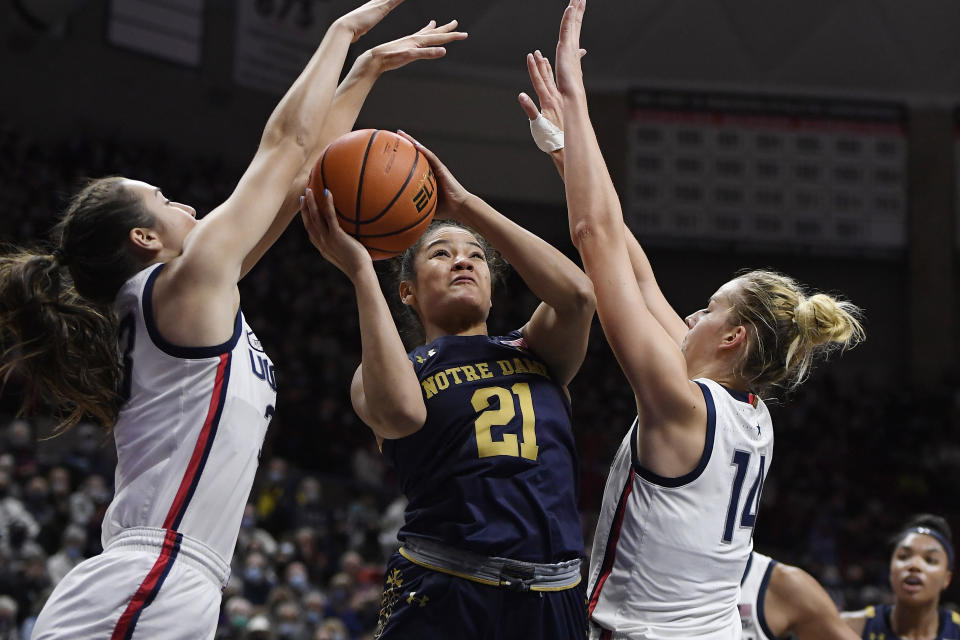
[0,470,39,558]
[285,561,311,595]
[313,618,348,640]
[46,524,87,585]
[274,601,306,640]
[4,419,37,482]
[243,551,276,606]
[217,596,253,640]
[302,590,327,631]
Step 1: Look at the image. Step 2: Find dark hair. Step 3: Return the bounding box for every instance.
[390,220,506,347]
[891,514,954,556]
[0,177,155,433]
[55,177,154,304]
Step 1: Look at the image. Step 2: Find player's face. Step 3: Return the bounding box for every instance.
[889,533,952,606]
[405,226,492,329]
[123,179,198,253]
[680,279,742,364]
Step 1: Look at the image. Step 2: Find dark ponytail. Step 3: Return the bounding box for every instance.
[0,176,154,434]
[0,251,122,433]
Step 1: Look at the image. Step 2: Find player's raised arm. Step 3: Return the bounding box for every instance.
[241,19,468,279]
[301,188,426,440]
[160,0,406,323]
[398,132,595,387]
[519,47,687,346]
[555,0,704,432]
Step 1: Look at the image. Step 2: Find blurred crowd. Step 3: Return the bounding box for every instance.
[1,124,959,638]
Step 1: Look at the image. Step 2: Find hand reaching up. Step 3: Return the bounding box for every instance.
[554,0,588,96]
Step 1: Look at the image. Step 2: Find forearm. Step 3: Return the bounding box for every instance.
[561,91,623,247]
[352,266,425,430]
[321,51,381,143]
[240,55,384,280]
[260,21,354,157]
[623,227,687,343]
[456,195,593,313]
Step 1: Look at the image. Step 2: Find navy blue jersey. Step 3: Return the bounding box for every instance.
[382,331,582,563]
[862,604,960,639]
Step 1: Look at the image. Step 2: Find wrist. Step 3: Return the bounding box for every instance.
[348,259,378,287]
[450,193,483,222]
[354,50,383,77]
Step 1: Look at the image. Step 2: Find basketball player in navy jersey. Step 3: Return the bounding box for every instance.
[540,2,864,637]
[738,551,857,640]
[300,134,595,636]
[843,514,959,640]
[0,3,467,637]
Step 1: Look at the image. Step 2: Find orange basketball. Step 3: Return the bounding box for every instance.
[309,129,437,260]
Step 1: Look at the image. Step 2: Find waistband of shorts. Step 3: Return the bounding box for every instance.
[104,527,231,589]
[398,537,581,592]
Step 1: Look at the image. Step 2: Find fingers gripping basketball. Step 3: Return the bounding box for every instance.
[310,129,437,260]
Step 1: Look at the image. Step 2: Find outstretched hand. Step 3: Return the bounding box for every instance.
[518,50,567,176]
[396,131,472,221]
[367,19,467,74]
[519,50,563,130]
[300,187,372,279]
[335,0,406,43]
[554,0,588,95]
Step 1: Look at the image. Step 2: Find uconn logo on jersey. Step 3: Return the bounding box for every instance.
[247,331,277,391]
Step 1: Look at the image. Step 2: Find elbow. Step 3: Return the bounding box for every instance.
[261,116,310,158]
[371,402,426,439]
[564,277,596,316]
[570,218,614,254]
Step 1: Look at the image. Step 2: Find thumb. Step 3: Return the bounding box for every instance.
[518,93,540,121]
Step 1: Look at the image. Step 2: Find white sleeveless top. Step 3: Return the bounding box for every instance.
[587,378,774,639]
[101,264,277,564]
[738,552,777,640]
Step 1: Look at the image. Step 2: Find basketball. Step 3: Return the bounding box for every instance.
[309,129,437,260]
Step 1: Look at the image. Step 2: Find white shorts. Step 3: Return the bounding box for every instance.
[32,528,230,640]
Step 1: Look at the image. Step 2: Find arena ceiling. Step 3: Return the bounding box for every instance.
[371,0,960,101]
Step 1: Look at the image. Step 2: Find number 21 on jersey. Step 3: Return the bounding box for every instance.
[471,382,538,461]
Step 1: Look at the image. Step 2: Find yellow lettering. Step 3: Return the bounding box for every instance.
[445,367,463,384]
[513,382,539,460]
[461,365,481,382]
[512,358,529,374]
[421,376,437,399]
[523,358,548,377]
[435,372,449,390]
[472,387,519,457]
[497,360,514,375]
[476,362,494,379]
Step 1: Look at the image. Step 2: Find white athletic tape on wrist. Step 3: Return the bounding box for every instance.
[530,113,564,152]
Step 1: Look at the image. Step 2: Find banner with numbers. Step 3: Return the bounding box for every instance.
[234,0,336,94]
[108,0,204,67]
[627,90,908,254]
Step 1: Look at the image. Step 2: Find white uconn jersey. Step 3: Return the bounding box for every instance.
[738,552,777,640]
[103,264,276,563]
[588,378,773,640]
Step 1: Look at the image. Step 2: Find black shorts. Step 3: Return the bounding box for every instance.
[374,552,587,640]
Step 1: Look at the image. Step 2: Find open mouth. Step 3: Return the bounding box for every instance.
[903,576,924,591]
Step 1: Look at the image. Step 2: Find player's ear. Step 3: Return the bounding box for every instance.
[399,280,415,307]
[718,324,747,351]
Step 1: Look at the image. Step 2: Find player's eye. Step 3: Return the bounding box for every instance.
[431,249,449,258]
